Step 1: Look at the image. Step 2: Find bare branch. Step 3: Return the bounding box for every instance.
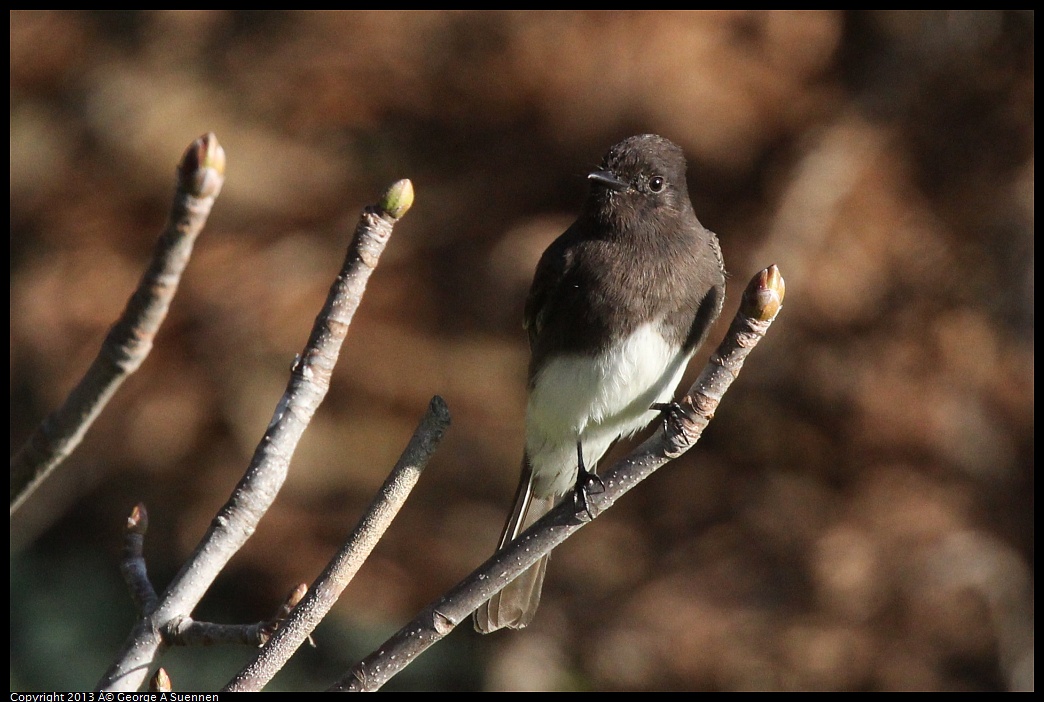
[10,133,226,516]
[163,616,270,648]
[330,265,786,692]
[120,503,158,614]
[96,178,415,693]
[153,584,309,649]
[226,395,452,692]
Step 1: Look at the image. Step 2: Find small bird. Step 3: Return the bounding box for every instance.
[474,134,726,633]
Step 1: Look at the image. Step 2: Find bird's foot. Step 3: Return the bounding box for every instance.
[651,400,689,435]
[572,441,604,520]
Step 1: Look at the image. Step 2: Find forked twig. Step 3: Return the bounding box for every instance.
[226,395,451,692]
[96,178,415,692]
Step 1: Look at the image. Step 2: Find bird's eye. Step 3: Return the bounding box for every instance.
[649,176,665,192]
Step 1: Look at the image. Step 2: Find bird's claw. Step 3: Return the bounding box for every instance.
[650,400,688,435]
[572,441,604,520]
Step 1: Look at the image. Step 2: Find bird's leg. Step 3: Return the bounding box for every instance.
[573,439,604,520]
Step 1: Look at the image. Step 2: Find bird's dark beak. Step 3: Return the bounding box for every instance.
[588,170,629,192]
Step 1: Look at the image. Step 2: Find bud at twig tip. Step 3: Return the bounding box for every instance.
[127,502,149,534]
[150,667,172,692]
[743,264,785,321]
[287,583,308,609]
[379,179,414,220]
[178,132,226,197]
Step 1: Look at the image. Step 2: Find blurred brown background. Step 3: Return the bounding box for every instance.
[9,10,1033,691]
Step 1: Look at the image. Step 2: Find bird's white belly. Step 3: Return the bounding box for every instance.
[525,321,692,498]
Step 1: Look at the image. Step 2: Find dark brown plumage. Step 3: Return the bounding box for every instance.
[475,134,726,633]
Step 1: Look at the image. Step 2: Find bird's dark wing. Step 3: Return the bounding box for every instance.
[523,226,579,352]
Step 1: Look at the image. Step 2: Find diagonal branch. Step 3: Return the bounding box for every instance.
[96,179,415,693]
[225,395,452,692]
[10,133,226,516]
[330,265,786,692]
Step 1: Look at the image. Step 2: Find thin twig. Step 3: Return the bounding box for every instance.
[10,133,226,516]
[157,584,308,648]
[120,503,158,614]
[226,395,452,692]
[96,179,415,693]
[163,617,271,647]
[330,265,786,692]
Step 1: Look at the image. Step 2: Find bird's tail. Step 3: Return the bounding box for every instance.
[473,457,555,633]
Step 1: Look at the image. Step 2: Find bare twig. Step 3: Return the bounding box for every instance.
[226,395,452,692]
[330,265,786,692]
[120,503,158,614]
[149,584,309,648]
[96,179,415,693]
[163,617,271,648]
[10,133,226,516]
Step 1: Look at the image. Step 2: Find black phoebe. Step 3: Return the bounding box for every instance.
[474,134,726,633]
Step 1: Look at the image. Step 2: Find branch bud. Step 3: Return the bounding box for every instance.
[742,264,785,321]
[379,179,414,220]
[178,132,226,198]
